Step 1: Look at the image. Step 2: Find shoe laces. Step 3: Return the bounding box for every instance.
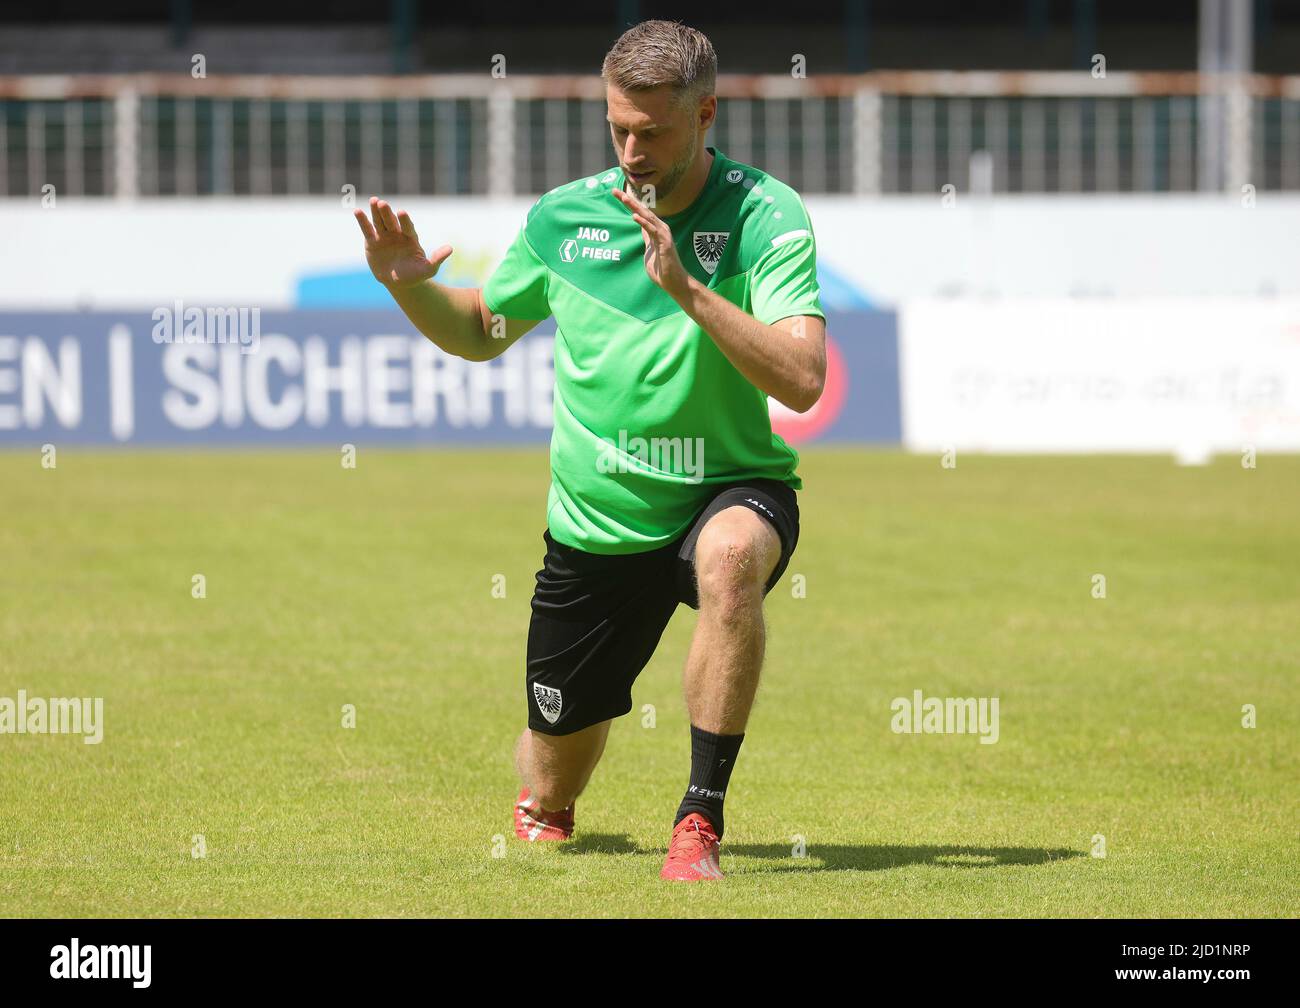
[675,816,719,854]
[519,794,573,823]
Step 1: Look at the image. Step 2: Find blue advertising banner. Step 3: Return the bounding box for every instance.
[0,309,899,446]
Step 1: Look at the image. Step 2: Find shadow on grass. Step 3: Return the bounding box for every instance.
[559,833,641,855]
[723,844,1085,873]
[560,836,1084,872]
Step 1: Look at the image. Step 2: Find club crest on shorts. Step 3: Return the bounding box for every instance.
[533,684,563,724]
[692,232,729,275]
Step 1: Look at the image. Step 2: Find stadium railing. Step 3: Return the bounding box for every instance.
[1,70,1298,198]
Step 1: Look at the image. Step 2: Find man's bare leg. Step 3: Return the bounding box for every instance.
[660,505,781,880]
[674,505,781,840]
[683,506,781,736]
[514,719,611,812]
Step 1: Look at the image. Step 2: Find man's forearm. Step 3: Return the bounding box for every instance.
[386,279,491,361]
[674,277,823,412]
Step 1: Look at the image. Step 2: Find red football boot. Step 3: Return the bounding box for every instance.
[660,812,724,881]
[514,787,575,842]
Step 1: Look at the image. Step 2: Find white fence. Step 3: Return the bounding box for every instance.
[3,71,1300,197]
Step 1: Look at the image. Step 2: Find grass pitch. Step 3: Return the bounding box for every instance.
[0,448,1296,917]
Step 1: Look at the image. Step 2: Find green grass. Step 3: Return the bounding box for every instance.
[0,448,1296,917]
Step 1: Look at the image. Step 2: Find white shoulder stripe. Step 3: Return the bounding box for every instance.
[770,228,811,247]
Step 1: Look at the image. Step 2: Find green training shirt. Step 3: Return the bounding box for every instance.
[482,145,825,555]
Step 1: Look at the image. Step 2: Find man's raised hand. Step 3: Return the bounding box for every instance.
[610,185,691,302]
[354,197,453,289]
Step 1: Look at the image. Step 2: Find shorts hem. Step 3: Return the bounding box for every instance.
[527,702,631,736]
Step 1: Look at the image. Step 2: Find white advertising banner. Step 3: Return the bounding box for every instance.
[2,195,1300,310]
[899,299,1300,453]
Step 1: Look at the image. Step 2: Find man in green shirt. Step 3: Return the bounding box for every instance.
[354,19,826,881]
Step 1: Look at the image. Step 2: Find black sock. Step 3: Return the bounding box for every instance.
[673,725,744,839]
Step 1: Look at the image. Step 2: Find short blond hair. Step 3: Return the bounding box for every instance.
[601,19,717,112]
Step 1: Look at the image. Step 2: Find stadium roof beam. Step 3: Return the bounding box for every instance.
[3,71,1299,101]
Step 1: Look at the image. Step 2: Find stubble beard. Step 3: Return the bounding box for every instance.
[627,131,698,207]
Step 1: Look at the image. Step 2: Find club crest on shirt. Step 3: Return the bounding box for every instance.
[692,232,729,275]
[533,684,563,724]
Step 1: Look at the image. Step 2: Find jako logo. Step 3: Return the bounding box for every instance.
[50,939,151,988]
[890,689,1000,744]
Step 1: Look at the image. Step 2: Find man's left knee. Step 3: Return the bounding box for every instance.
[693,510,780,611]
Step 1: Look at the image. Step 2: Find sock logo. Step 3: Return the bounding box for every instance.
[688,784,725,800]
[532,684,562,724]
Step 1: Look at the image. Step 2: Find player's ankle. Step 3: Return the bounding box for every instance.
[531,790,575,813]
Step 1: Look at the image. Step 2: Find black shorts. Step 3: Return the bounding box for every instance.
[525,478,800,735]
